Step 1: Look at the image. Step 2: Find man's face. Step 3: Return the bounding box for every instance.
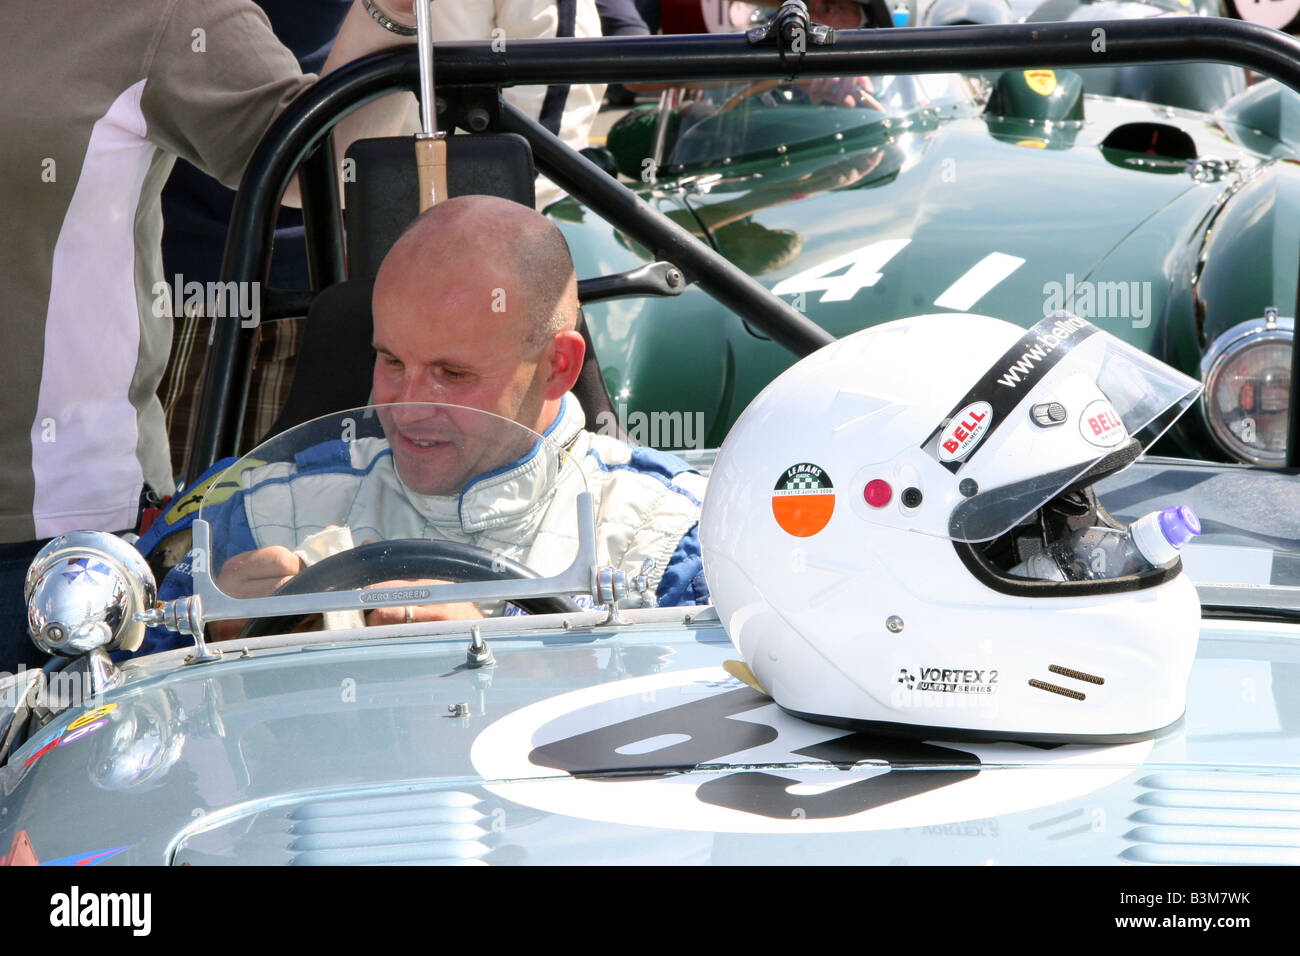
[371,258,550,496]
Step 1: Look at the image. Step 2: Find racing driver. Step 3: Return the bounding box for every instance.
[141,196,708,650]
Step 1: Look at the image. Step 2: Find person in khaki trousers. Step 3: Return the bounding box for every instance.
[0,0,419,671]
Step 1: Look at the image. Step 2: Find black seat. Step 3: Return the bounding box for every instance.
[344,134,538,279]
[263,280,375,436]
[260,132,621,441]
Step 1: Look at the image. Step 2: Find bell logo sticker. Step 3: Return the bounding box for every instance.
[772,463,835,537]
[1079,399,1127,448]
[937,402,993,462]
[1024,70,1057,96]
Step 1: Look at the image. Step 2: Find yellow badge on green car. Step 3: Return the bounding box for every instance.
[1024,70,1057,97]
[1016,138,1048,149]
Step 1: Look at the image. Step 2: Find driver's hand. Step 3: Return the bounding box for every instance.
[210,546,306,641]
[371,0,416,23]
[801,76,883,110]
[362,578,485,626]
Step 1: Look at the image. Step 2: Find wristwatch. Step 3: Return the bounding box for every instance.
[363,0,417,36]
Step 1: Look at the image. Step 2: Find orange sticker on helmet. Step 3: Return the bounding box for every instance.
[772,463,835,537]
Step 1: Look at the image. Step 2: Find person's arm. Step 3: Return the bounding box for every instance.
[207,546,307,640]
[143,0,420,208]
[286,0,420,206]
[326,0,418,66]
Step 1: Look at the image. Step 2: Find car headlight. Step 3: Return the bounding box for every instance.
[1199,309,1294,465]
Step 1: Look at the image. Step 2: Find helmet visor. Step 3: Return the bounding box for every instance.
[916,315,1201,542]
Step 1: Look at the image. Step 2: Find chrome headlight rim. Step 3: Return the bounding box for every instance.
[24,532,157,656]
[1198,312,1294,466]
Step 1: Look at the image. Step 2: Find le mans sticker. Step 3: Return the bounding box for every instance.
[772,463,835,537]
[1024,69,1057,96]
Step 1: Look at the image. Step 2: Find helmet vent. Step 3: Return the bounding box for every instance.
[1048,664,1104,686]
[1028,679,1085,701]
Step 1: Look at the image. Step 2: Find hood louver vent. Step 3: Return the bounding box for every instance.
[1121,772,1300,865]
[173,790,497,866]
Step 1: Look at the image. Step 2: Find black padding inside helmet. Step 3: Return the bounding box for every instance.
[1059,440,1142,494]
[955,531,1182,598]
[954,443,1183,597]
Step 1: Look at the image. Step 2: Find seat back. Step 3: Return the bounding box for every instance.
[263,280,376,437]
[344,134,537,279]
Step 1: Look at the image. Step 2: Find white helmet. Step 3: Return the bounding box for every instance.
[701,312,1203,744]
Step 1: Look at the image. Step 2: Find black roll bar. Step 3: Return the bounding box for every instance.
[192,19,1300,486]
[497,101,834,356]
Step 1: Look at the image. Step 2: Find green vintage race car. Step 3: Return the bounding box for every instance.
[558,62,1300,465]
[922,0,1247,113]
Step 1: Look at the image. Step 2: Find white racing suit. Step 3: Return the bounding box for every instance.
[142,396,707,654]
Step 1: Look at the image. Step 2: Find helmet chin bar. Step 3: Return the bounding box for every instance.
[956,525,1183,599]
[955,445,1183,599]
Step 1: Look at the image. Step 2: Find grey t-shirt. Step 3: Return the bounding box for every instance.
[0,0,312,542]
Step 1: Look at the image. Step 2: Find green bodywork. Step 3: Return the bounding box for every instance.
[1021,0,1246,114]
[552,69,1300,460]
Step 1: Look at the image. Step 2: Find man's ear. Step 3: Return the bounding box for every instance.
[542,329,587,400]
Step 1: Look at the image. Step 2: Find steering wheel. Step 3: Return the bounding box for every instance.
[718,79,788,114]
[718,78,883,114]
[238,539,582,638]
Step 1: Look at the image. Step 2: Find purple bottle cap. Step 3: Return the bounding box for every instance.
[1158,505,1201,549]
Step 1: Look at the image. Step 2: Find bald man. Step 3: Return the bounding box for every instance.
[371,196,586,453]
[139,197,707,650]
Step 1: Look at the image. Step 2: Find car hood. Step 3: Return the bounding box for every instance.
[2,609,1297,865]
[671,98,1248,335]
